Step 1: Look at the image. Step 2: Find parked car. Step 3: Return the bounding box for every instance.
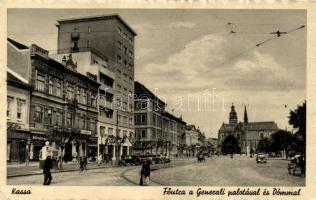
[119,155,141,166]
[256,153,267,163]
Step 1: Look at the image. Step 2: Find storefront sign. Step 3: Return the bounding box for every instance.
[32,135,46,141]
[80,130,92,135]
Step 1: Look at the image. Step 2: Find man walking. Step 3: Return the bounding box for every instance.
[43,155,53,185]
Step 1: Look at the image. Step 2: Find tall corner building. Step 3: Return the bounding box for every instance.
[56,14,137,160]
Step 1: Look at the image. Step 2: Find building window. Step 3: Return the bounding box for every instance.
[118,115,121,123]
[17,99,26,120]
[129,117,133,125]
[82,115,86,129]
[7,96,13,117]
[141,114,147,124]
[116,55,122,64]
[56,79,62,97]
[36,74,45,92]
[49,79,53,95]
[141,102,147,110]
[128,64,133,70]
[76,88,80,102]
[67,85,74,100]
[123,116,127,124]
[124,46,127,54]
[82,89,87,105]
[34,106,43,123]
[55,111,62,126]
[123,32,128,39]
[91,94,96,107]
[123,130,127,137]
[117,27,122,35]
[123,60,127,67]
[87,40,90,48]
[88,26,91,33]
[100,126,105,137]
[128,36,133,44]
[89,119,95,132]
[67,113,73,128]
[108,128,113,135]
[117,41,122,50]
[44,108,52,125]
[141,130,146,138]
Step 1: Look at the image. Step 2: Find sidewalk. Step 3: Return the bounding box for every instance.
[7,161,117,178]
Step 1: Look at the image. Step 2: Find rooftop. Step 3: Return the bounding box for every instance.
[56,14,137,36]
[7,38,29,50]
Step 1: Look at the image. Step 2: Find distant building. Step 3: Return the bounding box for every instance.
[218,104,279,154]
[134,81,186,157]
[7,67,32,163]
[184,125,200,157]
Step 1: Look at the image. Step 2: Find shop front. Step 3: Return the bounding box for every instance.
[30,134,46,161]
[88,136,98,162]
[7,130,30,163]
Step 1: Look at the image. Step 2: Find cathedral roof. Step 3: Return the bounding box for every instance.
[245,121,278,131]
[219,123,236,132]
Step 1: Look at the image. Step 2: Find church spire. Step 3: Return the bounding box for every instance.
[244,106,248,124]
[229,103,238,124]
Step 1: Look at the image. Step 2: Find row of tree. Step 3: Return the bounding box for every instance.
[258,101,306,158]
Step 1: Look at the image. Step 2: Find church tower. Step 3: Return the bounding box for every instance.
[244,106,248,124]
[229,103,238,124]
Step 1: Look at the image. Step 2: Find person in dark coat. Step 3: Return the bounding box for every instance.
[43,156,53,185]
[83,156,88,171]
[140,159,151,186]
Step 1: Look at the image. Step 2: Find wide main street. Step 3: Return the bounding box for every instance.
[8,156,304,186]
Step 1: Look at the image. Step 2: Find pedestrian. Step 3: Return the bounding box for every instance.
[79,157,84,173]
[98,153,103,166]
[140,159,151,186]
[43,155,53,185]
[83,156,88,171]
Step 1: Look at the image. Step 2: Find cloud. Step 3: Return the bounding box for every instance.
[167,22,196,29]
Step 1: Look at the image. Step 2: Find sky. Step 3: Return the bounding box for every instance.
[7,9,306,138]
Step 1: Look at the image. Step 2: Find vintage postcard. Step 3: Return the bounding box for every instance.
[0,1,315,200]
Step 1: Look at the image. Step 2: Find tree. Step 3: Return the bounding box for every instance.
[221,135,238,154]
[47,127,89,169]
[257,138,271,153]
[289,101,306,154]
[270,130,294,158]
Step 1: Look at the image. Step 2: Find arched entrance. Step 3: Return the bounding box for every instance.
[222,135,239,154]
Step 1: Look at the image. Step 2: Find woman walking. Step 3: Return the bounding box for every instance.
[139,159,151,186]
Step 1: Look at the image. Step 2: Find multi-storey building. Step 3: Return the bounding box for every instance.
[184,125,200,157]
[51,48,133,161]
[134,81,186,157]
[7,38,100,161]
[7,67,32,163]
[56,14,136,160]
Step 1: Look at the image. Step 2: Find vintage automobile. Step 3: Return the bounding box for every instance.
[118,155,142,166]
[256,153,267,163]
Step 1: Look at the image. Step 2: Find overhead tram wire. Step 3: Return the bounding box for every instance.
[255,25,305,47]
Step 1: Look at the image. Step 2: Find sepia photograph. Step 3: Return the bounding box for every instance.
[6,8,306,187]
